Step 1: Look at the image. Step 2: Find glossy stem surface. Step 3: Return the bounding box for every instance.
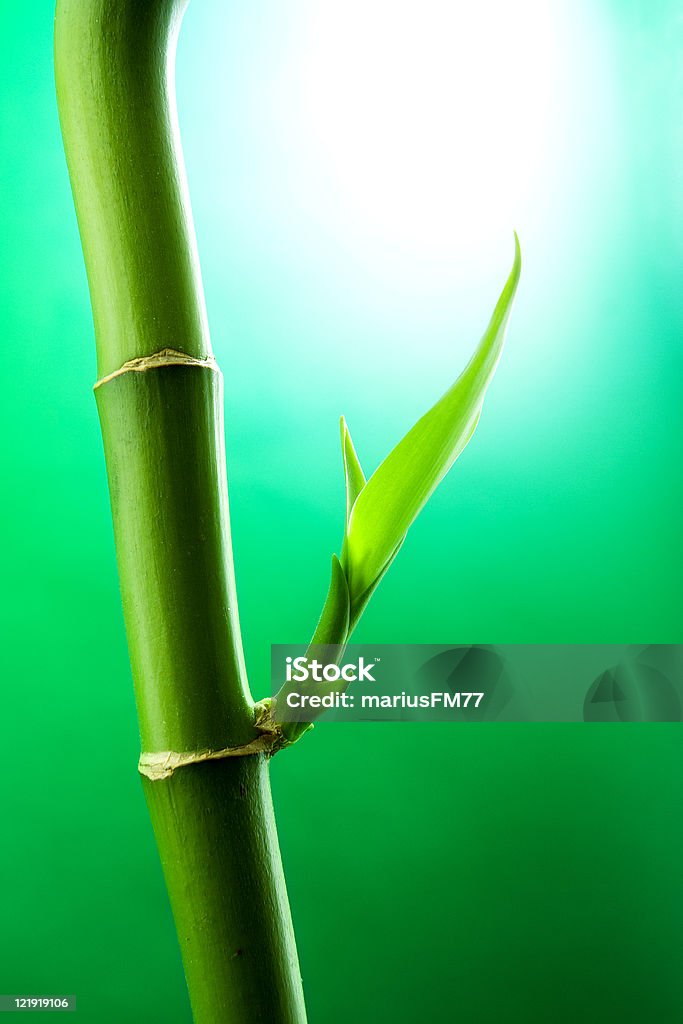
[55,3,306,1020]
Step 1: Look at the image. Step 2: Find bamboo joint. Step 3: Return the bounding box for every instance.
[138,699,292,781]
[94,348,219,390]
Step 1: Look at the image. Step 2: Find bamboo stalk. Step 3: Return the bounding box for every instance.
[55,2,306,1020]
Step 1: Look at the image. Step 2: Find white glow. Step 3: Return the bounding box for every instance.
[297,0,561,256]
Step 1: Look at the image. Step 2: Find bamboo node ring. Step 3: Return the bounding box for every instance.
[138,699,290,781]
[94,348,218,390]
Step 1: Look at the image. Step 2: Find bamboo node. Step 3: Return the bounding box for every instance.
[138,699,290,781]
[94,348,218,390]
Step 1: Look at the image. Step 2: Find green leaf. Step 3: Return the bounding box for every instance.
[347,536,404,634]
[340,416,366,572]
[340,416,366,528]
[278,555,350,743]
[310,554,350,646]
[345,234,521,604]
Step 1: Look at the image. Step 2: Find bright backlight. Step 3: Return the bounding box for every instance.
[298,0,560,253]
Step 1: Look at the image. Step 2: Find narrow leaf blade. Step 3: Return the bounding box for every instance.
[276,555,350,743]
[311,553,350,646]
[346,235,521,600]
[340,416,366,526]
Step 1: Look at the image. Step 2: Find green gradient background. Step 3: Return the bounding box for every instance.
[1,1,682,1021]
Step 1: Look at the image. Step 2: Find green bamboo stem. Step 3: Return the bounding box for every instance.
[55,1,306,1020]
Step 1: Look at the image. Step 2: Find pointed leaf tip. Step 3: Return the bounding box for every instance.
[345,237,521,601]
[340,416,366,526]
